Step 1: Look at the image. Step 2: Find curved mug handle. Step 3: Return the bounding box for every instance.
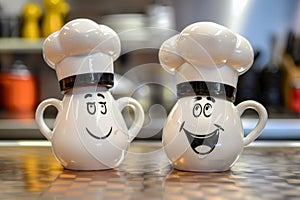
[117,97,144,142]
[35,98,63,141]
[236,100,268,146]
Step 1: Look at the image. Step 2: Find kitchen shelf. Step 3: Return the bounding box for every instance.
[0,30,175,54]
[0,38,44,53]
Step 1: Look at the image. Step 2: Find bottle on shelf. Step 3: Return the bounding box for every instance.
[21,2,42,40]
[42,0,69,38]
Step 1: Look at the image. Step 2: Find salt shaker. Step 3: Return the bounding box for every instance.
[35,19,144,170]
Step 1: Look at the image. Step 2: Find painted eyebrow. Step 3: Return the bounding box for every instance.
[194,96,202,101]
[97,93,105,99]
[84,94,92,98]
[206,96,215,103]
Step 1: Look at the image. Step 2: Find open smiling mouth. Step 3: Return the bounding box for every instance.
[180,121,223,155]
[86,127,112,140]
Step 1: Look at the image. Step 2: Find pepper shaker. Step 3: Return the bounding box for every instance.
[159,22,268,172]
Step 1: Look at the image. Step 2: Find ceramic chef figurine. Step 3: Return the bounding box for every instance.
[159,22,268,172]
[35,19,144,170]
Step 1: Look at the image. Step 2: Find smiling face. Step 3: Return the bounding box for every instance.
[180,96,224,155]
[163,94,247,171]
[83,92,112,140]
[67,88,132,168]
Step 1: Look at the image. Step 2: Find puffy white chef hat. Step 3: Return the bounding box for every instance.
[43,18,121,92]
[159,22,254,101]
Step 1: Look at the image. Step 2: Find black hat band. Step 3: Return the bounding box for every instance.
[177,81,236,102]
[59,73,114,93]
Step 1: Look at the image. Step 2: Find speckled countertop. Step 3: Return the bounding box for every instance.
[0,141,299,200]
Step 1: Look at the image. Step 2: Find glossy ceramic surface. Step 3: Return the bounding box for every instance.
[36,18,145,170]
[36,86,144,170]
[163,97,267,172]
[159,22,268,172]
[159,22,254,87]
[43,18,121,81]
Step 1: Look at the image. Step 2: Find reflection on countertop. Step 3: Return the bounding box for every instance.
[0,141,299,200]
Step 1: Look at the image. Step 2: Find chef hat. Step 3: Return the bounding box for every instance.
[43,18,121,92]
[159,22,254,102]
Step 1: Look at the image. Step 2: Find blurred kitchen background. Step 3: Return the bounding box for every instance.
[0,0,299,140]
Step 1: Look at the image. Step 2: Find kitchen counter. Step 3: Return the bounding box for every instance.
[0,141,299,200]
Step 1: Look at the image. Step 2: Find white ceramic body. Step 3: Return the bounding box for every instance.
[35,86,144,170]
[163,96,267,172]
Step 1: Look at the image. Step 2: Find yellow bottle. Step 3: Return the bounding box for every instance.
[42,0,69,37]
[21,3,42,39]
[59,0,70,21]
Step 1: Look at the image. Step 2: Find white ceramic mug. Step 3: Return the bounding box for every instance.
[163,96,268,172]
[36,86,144,170]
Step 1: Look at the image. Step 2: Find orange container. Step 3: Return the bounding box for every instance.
[0,61,37,114]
